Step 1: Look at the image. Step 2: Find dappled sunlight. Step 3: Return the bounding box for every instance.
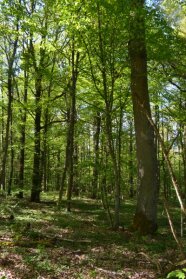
[1,196,183,278]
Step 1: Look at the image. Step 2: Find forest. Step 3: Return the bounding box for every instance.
[0,0,186,278]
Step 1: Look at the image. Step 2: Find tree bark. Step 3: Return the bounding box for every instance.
[30,35,46,202]
[18,61,28,196]
[58,45,79,210]
[128,0,159,234]
[7,111,14,196]
[31,76,42,202]
[92,112,101,199]
[0,29,18,191]
[128,120,134,198]
[41,57,56,192]
[30,7,47,202]
[66,45,79,212]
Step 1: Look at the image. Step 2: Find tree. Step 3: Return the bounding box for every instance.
[128,0,159,234]
[0,0,20,191]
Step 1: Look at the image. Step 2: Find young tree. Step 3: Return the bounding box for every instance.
[0,0,19,191]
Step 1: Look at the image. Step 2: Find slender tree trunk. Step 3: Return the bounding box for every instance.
[73,143,79,196]
[66,46,79,212]
[0,30,18,190]
[31,77,42,202]
[42,57,56,192]
[117,103,123,201]
[30,13,47,201]
[18,65,28,197]
[58,137,69,204]
[7,111,14,195]
[42,109,49,192]
[58,46,79,210]
[128,0,159,234]
[184,125,186,201]
[100,143,113,227]
[97,3,121,229]
[56,151,61,190]
[128,120,134,198]
[92,112,101,199]
[180,104,186,201]
[105,108,121,229]
[1,90,4,162]
[0,74,12,190]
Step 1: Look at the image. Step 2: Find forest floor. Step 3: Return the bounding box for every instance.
[0,192,186,279]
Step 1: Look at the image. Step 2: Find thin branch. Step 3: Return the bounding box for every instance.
[169,80,186,92]
[164,199,185,259]
[143,106,186,214]
[40,120,66,130]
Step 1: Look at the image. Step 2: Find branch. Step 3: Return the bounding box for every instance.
[40,120,66,130]
[142,106,185,214]
[168,80,186,92]
[164,199,185,259]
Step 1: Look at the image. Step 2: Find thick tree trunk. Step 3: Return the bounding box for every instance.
[128,0,159,234]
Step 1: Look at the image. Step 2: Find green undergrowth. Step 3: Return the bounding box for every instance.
[0,192,186,279]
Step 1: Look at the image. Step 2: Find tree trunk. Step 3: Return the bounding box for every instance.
[97,3,121,229]
[30,13,47,202]
[58,46,79,209]
[92,112,101,199]
[128,120,134,198]
[31,77,42,202]
[128,0,159,234]
[18,64,28,197]
[0,29,18,190]
[7,111,14,196]
[181,124,186,202]
[66,46,79,212]
[73,143,79,196]
[42,109,49,192]
[41,56,56,192]
[0,72,12,190]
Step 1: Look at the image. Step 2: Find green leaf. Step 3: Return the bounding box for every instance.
[167,269,186,279]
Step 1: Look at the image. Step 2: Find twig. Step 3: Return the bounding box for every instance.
[163,199,185,259]
[138,252,162,273]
